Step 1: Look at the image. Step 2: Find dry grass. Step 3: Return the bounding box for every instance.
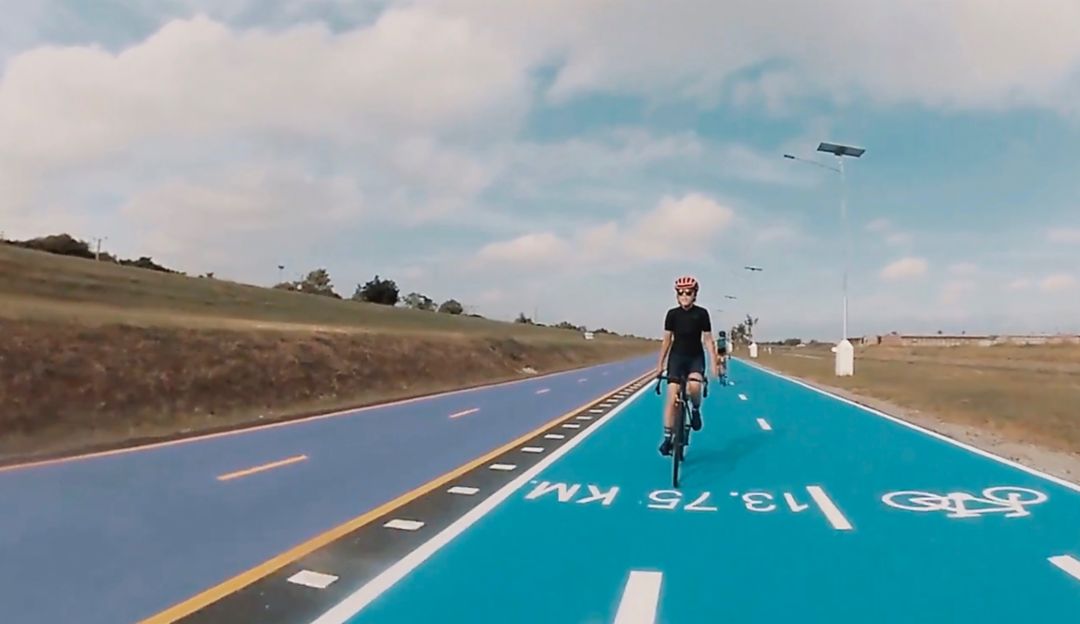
[0,243,639,344]
[751,344,1080,454]
[0,244,658,461]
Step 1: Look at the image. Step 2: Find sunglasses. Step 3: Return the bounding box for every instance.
[676,289,696,296]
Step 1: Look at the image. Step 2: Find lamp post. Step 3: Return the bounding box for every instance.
[783,141,866,376]
[743,266,763,357]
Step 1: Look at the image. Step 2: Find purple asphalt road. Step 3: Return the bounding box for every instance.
[0,355,654,624]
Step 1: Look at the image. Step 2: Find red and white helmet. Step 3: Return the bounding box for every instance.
[674,275,699,292]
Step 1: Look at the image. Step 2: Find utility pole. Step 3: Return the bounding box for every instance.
[92,236,107,261]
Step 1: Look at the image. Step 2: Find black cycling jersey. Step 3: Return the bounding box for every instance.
[664,304,712,358]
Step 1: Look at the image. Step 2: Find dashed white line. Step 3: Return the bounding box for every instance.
[543,433,565,440]
[807,486,853,531]
[1049,555,1080,582]
[449,408,479,419]
[562,423,581,429]
[305,379,653,623]
[489,463,517,471]
[738,393,748,401]
[576,415,593,420]
[521,446,545,454]
[578,378,588,383]
[287,570,339,589]
[447,486,479,496]
[383,519,425,531]
[535,388,550,395]
[757,418,772,431]
[589,408,605,413]
[613,570,663,624]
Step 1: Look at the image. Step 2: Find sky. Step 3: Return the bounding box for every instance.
[2,0,1079,341]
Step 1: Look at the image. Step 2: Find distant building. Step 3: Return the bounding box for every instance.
[865,331,1080,347]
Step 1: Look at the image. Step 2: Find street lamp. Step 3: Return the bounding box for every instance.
[742,266,763,357]
[783,141,866,376]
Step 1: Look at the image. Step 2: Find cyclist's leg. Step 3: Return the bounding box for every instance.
[686,353,706,430]
[660,355,688,455]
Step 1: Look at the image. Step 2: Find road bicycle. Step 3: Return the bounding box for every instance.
[654,372,708,488]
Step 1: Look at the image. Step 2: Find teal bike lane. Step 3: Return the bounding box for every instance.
[315,358,1080,623]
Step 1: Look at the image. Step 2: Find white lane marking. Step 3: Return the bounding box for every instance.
[1049,555,1080,582]
[535,388,550,395]
[613,570,663,624]
[383,519,425,531]
[757,418,772,431]
[447,486,479,496]
[0,364,656,476]
[544,434,565,440]
[579,378,588,383]
[590,408,605,413]
[576,415,593,421]
[489,463,517,471]
[449,408,479,419]
[308,379,653,623]
[738,393,748,401]
[521,446,545,453]
[216,454,308,481]
[288,570,339,589]
[807,486,853,530]
[562,423,581,429]
[743,359,1080,493]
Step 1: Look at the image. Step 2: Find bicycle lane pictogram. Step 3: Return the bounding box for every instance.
[317,359,1080,623]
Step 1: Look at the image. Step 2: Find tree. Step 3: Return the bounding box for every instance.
[354,275,399,305]
[514,312,534,324]
[403,292,436,311]
[296,268,338,297]
[438,299,464,315]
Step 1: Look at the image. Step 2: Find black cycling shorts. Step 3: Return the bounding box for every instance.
[666,351,705,384]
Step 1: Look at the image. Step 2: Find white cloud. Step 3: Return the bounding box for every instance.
[865,218,891,232]
[427,0,1080,115]
[1040,273,1077,292]
[1048,227,1080,243]
[0,10,529,181]
[1007,278,1032,291]
[885,232,912,247]
[474,232,569,267]
[474,192,735,271]
[949,262,979,276]
[755,222,802,244]
[881,257,928,280]
[117,160,364,275]
[940,279,976,305]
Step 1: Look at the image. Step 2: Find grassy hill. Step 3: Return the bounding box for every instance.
[0,243,657,461]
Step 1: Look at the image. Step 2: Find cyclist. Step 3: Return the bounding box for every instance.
[655,275,721,456]
[716,329,729,381]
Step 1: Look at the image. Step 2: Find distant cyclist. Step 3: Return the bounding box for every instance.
[716,329,729,381]
[655,275,721,457]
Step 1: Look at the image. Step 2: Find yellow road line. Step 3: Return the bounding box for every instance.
[216,455,308,482]
[139,372,649,623]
